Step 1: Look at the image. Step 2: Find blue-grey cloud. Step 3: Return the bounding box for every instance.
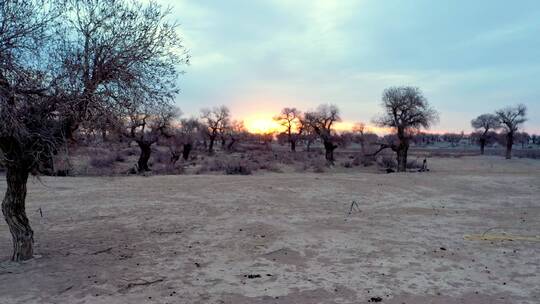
[161,0,540,133]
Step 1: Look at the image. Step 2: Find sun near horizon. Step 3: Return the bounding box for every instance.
[242,113,392,135]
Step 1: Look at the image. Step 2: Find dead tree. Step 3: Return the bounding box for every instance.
[305,104,341,163]
[274,107,303,152]
[495,104,527,159]
[298,115,317,152]
[59,0,189,139]
[471,114,500,155]
[515,132,530,149]
[0,0,65,262]
[169,117,202,163]
[124,104,178,172]
[352,122,368,156]
[374,87,438,172]
[225,120,246,151]
[0,0,186,261]
[443,132,464,147]
[200,106,230,154]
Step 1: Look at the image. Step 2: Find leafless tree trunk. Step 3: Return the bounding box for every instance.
[290,140,296,152]
[505,131,513,159]
[479,138,486,155]
[137,141,152,172]
[323,141,337,162]
[208,135,216,154]
[396,143,408,172]
[182,143,193,160]
[2,166,33,261]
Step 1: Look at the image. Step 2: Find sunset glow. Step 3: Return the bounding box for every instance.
[244,116,282,134]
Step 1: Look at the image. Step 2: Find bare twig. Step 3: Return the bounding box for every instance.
[91,247,113,255]
[347,200,361,216]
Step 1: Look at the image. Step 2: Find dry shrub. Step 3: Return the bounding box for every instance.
[260,162,282,173]
[406,159,424,170]
[119,147,138,157]
[197,158,226,173]
[341,161,353,168]
[516,149,540,159]
[224,161,253,175]
[152,149,171,164]
[377,155,396,170]
[89,151,118,168]
[152,163,184,175]
[310,158,327,173]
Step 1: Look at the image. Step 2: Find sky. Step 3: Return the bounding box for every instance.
[160,0,540,134]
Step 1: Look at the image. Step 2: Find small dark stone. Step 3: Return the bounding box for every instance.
[245,274,261,279]
[369,297,383,302]
[440,247,446,251]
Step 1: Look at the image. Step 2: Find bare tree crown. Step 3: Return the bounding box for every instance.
[376,86,438,134]
[495,104,527,133]
[305,104,341,136]
[471,114,501,133]
[200,106,230,134]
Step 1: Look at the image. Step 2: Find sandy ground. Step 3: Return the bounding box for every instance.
[0,156,539,304]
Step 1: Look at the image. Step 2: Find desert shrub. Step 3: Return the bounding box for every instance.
[260,162,282,172]
[120,147,139,157]
[351,155,362,166]
[362,157,374,167]
[224,161,253,175]
[152,162,184,175]
[406,159,424,170]
[341,161,353,168]
[201,158,226,172]
[152,149,171,164]
[115,153,126,162]
[516,149,540,159]
[377,155,396,170]
[310,158,327,173]
[90,152,117,168]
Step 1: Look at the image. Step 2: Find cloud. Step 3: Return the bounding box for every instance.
[157,0,540,133]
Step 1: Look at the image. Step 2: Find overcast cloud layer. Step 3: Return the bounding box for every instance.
[161,0,539,133]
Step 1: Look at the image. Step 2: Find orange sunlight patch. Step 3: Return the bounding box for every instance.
[244,115,283,134]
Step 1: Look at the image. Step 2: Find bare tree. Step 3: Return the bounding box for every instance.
[495,104,527,159]
[352,122,367,156]
[514,132,531,149]
[0,0,186,261]
[169,117,203,163]
[442,132,464,147]
[374,87,438,172]
[123,103,178,172]
[274,107,303,152]
[225,120,246,151]
[471,114,500,155]
[200,106,230,154]
[59,0,188,138]
[298,115,317,152]
[305,104,341,163]
[0,0,66,261]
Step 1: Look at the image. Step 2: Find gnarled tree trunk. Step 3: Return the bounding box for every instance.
[323,141,337,163]
[2,167,33,261]
[506,132,513,159]
[182,143,193,160]
[227,138,236,151]
[290,139,296,152]
[208,136,215,154]
[479,138,486,155]
[137,141,152,172]
[396,144,408,172]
